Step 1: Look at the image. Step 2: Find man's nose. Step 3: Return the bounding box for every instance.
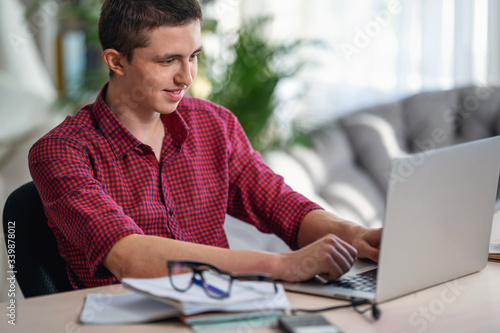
[175,60,194,86]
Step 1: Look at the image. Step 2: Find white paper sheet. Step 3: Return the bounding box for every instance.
[80,292,178,325]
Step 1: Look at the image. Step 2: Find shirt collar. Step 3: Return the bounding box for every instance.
[161,112,189,145]
[92,83,190,158]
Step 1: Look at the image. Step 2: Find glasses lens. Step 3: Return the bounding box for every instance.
[200,268,231,298]
[169,262,195,291]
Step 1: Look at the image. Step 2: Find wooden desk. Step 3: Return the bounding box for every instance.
[1,263,498,333]
[3,215,500,333]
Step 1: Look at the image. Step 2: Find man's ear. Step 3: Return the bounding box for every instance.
[102,49,126,76]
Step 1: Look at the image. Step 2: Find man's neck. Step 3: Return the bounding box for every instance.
[104,81,165,154]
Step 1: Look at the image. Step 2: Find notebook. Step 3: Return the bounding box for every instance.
[284,136,500,303]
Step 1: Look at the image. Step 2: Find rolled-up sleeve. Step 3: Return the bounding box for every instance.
[29,136,143,280]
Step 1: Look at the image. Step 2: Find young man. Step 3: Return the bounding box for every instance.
[29,0,381,289]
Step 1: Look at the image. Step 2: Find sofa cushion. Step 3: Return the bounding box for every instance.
[262,150,337,213]
[403,89,459,152]
[457,86,500,141]
[308,126,385,226]
[346,102,407,149]
[342,111,405,193]
[321,165,384,228]
[310,126,356,178]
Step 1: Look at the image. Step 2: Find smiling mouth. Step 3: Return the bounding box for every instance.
[164,89,185,100]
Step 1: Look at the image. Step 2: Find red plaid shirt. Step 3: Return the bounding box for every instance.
[29,83,322,289]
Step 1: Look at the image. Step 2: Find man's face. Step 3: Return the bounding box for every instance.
[119,20,202,115]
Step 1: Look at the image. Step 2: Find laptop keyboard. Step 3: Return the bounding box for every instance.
[330,269,377,293]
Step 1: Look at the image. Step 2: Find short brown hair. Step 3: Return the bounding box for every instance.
[98,0,203,63]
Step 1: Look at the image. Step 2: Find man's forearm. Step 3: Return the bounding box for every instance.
[297,209,364,248]
[103,234,287,280]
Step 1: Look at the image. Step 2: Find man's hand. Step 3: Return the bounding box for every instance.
[279,234,357,282]
[291,209,382,282]
[351,227,382,262]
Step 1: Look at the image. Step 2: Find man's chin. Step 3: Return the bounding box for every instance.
[159,109,177,114]
[158,102,181,115]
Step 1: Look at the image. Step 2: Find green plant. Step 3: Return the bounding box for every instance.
[200,17,309,152]
[27,3,309,144]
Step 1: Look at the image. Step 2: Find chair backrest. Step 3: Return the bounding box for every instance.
[2,181,72,297]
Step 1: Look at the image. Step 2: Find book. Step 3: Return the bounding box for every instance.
[490,211,500,262]
[180,310,284,332]
[489,239,500,262]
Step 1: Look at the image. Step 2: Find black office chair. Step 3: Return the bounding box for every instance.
[2,181,73,297]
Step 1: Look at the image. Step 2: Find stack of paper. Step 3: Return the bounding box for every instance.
[80,274,289,331]
[121,274,289,316]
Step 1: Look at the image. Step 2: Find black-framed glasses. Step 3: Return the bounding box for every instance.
[167,260,278,299]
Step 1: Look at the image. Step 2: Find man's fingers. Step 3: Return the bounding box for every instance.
[355,228,382,262]
[330,244,356,271]
[318,257,344,281]
[321,235,357,276]
[360,245,380,262]
[284,233,364,282]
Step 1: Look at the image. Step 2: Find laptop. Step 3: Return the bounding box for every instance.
[284,136,500,303]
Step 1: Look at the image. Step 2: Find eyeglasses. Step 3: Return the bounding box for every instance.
[167,260,278,299]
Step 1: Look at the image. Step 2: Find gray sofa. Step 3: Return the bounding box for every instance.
[281,85,500,228]
[225,85,500,251]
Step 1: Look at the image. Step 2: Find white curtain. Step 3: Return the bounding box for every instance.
[0,0,57,98]
[0,0,58,302]
[236,0,500,130]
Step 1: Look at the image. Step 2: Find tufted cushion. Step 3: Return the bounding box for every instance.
[346,102,407,149]
[262,149,337,213]
[311,126,356,178]
[457,86,500,141]
[310,126,385,227]
[342,107,406,193]
[320,165,385,228]
[403,89,460,152]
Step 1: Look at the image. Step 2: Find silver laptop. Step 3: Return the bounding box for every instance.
[284,136,500,303]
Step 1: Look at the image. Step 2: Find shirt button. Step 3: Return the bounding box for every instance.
[134,147,143,155]
[169,209,174,216]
